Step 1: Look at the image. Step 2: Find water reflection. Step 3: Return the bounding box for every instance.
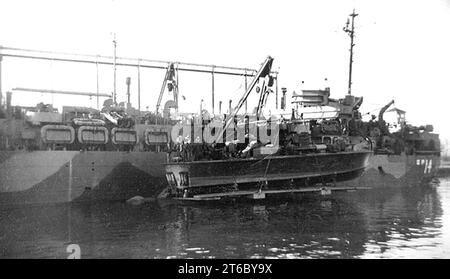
[356,180,445,258]
[0,178,448,258]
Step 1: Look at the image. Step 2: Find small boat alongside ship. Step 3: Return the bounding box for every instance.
[164,56,373,200]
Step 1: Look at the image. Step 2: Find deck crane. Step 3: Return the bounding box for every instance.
[378,100,395,123]
[214,56,275,143]
[156,63,179,115]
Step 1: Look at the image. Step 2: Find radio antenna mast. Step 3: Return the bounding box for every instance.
[343,9,358,95]
[113,33,117,105]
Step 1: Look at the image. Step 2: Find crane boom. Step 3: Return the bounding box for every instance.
[214,56,274,143]
[156,63,177,114]
[379,100,394,122]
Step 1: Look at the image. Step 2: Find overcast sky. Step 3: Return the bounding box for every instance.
[1,0,450,145]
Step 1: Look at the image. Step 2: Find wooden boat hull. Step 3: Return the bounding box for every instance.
[165,151,372,195]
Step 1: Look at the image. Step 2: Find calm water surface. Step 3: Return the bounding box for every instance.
[1,178,449,259]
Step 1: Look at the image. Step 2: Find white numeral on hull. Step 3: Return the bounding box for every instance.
[416,159,433,174]
[66,244,81,259]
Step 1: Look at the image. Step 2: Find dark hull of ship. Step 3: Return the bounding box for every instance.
[165,151,372,192]
[0,151,168,208]
[348,152,440,188]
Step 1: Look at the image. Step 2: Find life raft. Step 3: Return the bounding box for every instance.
[77,126,109,144]
[111,127,138,145]
[144,128,169,145]
[41,125,75,144]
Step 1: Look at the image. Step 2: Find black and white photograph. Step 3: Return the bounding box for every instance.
[0,0,449,261]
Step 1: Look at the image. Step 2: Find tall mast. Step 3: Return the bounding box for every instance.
[343,9,358,95]
[113,33,117,105]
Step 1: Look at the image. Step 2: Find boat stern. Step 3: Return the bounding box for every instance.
[165,163,191,195]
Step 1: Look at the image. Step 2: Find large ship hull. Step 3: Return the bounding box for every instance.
[0,151,439,207]
[0,151,168,208]
[347,153,440,188]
